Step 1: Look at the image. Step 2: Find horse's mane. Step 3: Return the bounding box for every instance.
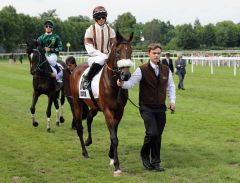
[26,39,42,55]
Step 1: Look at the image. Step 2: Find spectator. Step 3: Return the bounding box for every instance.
[162,52,174,73]
[175,53,186,90]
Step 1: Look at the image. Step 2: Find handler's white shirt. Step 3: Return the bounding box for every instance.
[122,61,176,103]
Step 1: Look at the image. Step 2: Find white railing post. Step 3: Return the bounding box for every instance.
[211,60,213,75]
[234,61,236,76]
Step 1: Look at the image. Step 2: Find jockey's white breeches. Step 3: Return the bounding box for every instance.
[45,53,57,67]
[46,53,63,82]
[87,54,108,66]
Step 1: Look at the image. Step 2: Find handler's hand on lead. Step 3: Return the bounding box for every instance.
[169,103,176,111]
[44,47,50,52]
[117,79,123,87]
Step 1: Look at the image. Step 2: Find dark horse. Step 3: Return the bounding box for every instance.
[70,31,133,176]
[26,39,67,132]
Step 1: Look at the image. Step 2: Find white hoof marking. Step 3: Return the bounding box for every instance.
[109,159,114,166]
[113,169,122,176]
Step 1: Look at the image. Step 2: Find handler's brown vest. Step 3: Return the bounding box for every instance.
[139,62,169,105]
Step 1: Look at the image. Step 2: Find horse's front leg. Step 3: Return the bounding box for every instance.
[109,123,121,176]
[46,96,54,132]
[30,91,40,127]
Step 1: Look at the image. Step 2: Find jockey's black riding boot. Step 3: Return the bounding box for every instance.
[54,64,61,74]
[84,63,102,89]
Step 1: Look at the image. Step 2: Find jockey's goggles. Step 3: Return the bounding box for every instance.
[95,16,106,20]
[45,25,53,28]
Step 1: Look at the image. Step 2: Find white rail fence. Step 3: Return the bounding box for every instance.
[59,53,240,76]
[1,52,240,76]
[183,56,240,76]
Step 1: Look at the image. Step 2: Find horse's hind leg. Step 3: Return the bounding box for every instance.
[73,98,89,158]
[30,91,40,127]
[53,97,60,126]
[85,109,98,146]
[59,89,65,123]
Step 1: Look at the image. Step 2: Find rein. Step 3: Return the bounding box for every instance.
[127,97,140,108]
[32,49,47,69]
[105,63,120,75]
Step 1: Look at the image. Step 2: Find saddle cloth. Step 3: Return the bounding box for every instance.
[79,67,103,99]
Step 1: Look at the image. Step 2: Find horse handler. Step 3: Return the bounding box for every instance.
[117,43,176,172]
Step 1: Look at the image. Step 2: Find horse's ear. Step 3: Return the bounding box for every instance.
[116,30,124,43]
[128,32,134,42]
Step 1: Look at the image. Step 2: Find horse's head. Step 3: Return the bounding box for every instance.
[26,39,42,75]
[108,31,134,81]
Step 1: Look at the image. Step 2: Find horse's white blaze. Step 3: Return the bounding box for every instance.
[113,169,122,176]
[109,159,114,166]
[117,59,133,67]
[47,118,51,129]
[56,109,59,122]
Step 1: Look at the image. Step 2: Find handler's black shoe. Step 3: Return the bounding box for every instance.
[152,164,165,172]
[141,156,153,170]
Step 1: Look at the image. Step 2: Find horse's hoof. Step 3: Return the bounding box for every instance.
[109,159,114,166]
[113,169,122,177]
[47,128,51,132]
[60,116,64,123]
[56,122,60,126]
[82,152,89,158]
[33,121,38,127]
[85,139,92,146]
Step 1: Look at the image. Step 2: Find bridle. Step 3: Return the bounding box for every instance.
[105,41,132,79]
[28,48,47,75]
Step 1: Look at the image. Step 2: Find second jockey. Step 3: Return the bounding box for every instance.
[37,20,63,83]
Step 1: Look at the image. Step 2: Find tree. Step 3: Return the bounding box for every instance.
[0,6,22,52]
[202,24,216,47]
[39,9,58,19]
[142,19,174,46]
[175,24,199,49]
[113,12,137,41]
[215,21,239,47]
[61,16,92,51]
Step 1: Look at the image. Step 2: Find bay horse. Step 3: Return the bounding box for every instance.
[70,31,133,176]
[26,39,67,132]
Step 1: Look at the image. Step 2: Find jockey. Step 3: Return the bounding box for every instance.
[37,20,63,82]
[83,6,116,89]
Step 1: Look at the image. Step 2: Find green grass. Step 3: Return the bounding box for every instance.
[0,60,240,183]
